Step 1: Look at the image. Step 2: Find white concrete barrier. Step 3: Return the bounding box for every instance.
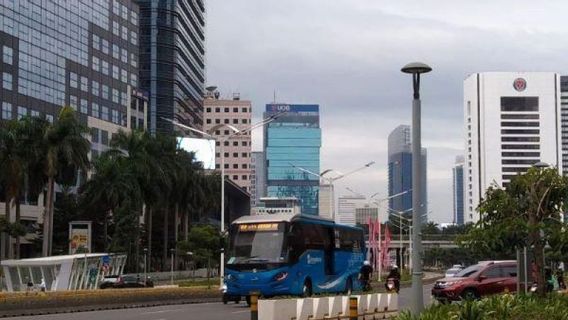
[312,297,329,319]
[257,292,398,320]
[296,298,314,320]
[258,299,297,320]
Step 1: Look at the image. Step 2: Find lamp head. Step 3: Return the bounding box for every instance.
[401,62,432,74]
[533,161,550,169]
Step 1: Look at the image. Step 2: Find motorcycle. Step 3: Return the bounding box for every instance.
[385,278,399,293]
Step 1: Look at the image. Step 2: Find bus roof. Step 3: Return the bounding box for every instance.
[232,214,361,230]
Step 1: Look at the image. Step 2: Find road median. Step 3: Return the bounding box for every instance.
[0,287,222,318]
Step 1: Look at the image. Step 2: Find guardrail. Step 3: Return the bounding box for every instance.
[255,292,398,320]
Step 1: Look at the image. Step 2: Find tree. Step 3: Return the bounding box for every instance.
[459,167,568,296]
[185,224,220,272]
[42,106,90,256]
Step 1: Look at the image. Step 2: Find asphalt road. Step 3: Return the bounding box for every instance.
[9,284,435,320]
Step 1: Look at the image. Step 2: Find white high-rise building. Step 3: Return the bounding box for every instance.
[319,184,334,220]
[336,195,367,226]
[463,72,562,224]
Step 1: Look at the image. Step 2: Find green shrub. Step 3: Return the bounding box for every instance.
[393,293,568,320]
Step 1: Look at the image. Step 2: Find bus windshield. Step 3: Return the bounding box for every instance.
[228,222,287,265]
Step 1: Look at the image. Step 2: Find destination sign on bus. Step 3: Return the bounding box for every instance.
[238,223,279,232]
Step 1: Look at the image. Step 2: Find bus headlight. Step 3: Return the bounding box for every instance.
[273,272,288,282]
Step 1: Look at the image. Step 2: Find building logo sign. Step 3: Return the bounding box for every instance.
[513,78,527,92]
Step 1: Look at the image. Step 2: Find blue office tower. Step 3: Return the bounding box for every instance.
[453,156,465,225]
[387,125,428,222]
[264,104,321,215]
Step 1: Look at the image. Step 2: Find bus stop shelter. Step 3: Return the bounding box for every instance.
[1,253,127,292]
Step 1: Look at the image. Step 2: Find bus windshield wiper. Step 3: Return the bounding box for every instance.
[245,257,269,262]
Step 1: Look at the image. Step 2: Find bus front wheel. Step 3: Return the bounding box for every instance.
[302,280,313,297]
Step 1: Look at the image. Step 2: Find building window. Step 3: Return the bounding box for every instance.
[233,164,238,169]
[112,89,119,103]
[112,109,119,124]
[101,39,109,54]
[113,21,119,36]
[121,48,128,63]
[130,31,137,45]
[121,26,128,40]
[101,106,109,121]
[232,119,238,124]
[92,103,100,118]
[121,69,128,83]
[92,34,100,50]
[242,152,247,157]
[242,164,248,169]
[241,107,248,112]
[215,119,220,124]
[69,72,78,88]
[215,130,220,135]
[102,60,109,75]
[121,91,128,106]
[31,110,40,118]
[2,102,12,119]
[242,119,248,124]
[233,141,238,146]
[242,141,247,146]
[92,81,99,96]
[224,152,229,157]
[92,56,100,72]
[81,76,88,92]
[233,152,238,157]
[224,119,229,124]
[206,119,211,124]
[216,164,220,169]
[130,53,137,67]
[215,108,220,112]
[70,95,77,110]
[130,73,137,87]
[3,46,13,65]
[242,175,248,180]
[215,152,220,157]
[102,85,109,99]
[80,99,88,114]
[131,11,138,25]
[112,65,119,79]
[224,130,230,135]
[121,4,128,19]
[3,72,12,90]
[233,175,238,180]
[101,130,109,145]
[233,107,238,113]
[113,1,120,15]
[46,114,54,123]
[17,106,27,119]
[112,44,119,59]
[91,128,99,143]
[224,108,229,112]
[224,141,229,146]
[206,108,211,112]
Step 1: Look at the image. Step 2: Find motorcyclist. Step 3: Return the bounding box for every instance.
[385,265,401,293]
[359,260,373,291]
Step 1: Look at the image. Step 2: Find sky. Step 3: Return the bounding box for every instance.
[205,0,568,223]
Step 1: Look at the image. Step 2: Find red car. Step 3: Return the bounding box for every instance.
[432,260,517,302]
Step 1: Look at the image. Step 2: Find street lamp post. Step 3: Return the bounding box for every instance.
[401,62,431,315]
[388,208,413,270]
[162,116,281,287]
[143,247,148,287]
[170,248,175,286]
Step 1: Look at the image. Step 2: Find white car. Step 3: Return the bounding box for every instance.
[444,265,464,278]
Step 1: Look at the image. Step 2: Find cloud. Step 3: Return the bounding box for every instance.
[207,0,568,222]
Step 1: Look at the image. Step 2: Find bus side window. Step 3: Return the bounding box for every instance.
[288,224,305,263]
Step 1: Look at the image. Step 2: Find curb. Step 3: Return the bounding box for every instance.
[0,297,222,318]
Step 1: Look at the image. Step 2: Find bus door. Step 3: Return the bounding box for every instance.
[323,226,334,275]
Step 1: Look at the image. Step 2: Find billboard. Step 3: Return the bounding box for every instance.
[69,221,92,254]
[177,137,216,170]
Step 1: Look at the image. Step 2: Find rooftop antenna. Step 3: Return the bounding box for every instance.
[273,90,277,103]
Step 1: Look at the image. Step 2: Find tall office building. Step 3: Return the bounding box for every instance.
[136,0,205,134]
[0,0,144,257]
[250,151,266,208]
[203,91,252,192]
[452,156,465,225]
[560,76,568,174]
[264,104,321,215]
[387,125,428,222]
[464,72,562,223]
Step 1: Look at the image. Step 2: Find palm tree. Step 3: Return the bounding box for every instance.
[42,106,90,256]
[0,120,21,259]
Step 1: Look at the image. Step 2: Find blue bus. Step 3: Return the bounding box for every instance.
[223,213,365,303]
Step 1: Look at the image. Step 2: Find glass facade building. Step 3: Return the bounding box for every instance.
[452,156,464,225]
[264,104,321,215]
[136,0,205,134]
[387,125,428,222]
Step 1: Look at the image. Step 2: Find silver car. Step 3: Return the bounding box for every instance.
[444,265,464,278]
